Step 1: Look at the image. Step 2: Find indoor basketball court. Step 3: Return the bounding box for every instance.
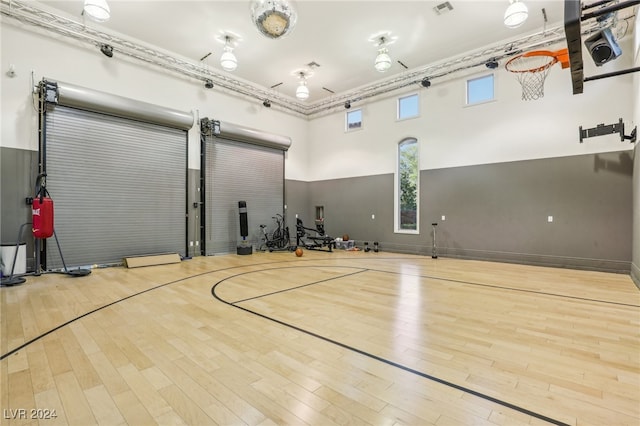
[2,251,639,425]
[1,0,639,425]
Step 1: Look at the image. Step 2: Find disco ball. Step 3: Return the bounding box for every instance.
[250,0,297,39]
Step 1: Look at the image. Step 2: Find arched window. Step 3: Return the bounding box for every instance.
[395,138,419,233]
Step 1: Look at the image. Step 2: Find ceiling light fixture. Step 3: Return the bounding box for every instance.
[220,36,237,72]
[250,0,297,39]
[204,79,214,89]
[374,37,392,73]
[263,99,271,107]
[295,72,309,100]
[421,78,431,88]
[504,0,528,28]
[84,0,111,22]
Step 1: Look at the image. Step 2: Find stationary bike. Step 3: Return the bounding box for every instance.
[259,214,291,252]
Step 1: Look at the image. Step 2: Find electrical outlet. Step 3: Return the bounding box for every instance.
[441,215,446,221]
[547,215,554,223]
[371,214,375,219]
[189,241,194,247]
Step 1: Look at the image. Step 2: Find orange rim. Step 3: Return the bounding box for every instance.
[505,48,569,73]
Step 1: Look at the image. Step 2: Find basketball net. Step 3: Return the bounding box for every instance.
[505,49,569,101]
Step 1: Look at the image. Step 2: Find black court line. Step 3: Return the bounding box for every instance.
[230,268,367,304]
[211,271,570,426]
[364,267,640,308]
[0,259,299,361]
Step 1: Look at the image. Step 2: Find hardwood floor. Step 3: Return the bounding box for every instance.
[1,251,638,425]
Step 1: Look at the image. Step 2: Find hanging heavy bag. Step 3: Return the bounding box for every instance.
[32,174,54,239]
[32,197,54,239]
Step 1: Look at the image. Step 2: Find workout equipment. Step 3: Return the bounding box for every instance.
[32,197,54,239]
[342,234,349,241]
[259,213,291,252]
[296,218,335,252]
[295,247,303,257]
[373,241,379,253]
[0,223,29,287]
[32,173,91,277]
[431,223,438,259]
[505,48,569,100]
[364,242,370,252]
[237,201,252,255]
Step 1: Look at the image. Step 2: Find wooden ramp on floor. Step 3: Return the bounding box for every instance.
[123,253,181,268]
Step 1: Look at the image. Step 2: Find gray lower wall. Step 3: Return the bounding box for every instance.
[632,144,640,287]
[2,147,634,274]
[285,179,312,235]
[303,150,633,273]
[0,147,39,272]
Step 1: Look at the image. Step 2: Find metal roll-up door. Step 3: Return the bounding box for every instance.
[203,136,286,255]
[44,106,187,268]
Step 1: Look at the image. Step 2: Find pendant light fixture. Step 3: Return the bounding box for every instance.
[295,72,309,100]
[374,36,392,73]
[504,0,528,28]
[220,36,237,72]
[83,0,111,22]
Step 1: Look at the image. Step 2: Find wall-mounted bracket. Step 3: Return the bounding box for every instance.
[579,118,636,143]
[200,118,220,137]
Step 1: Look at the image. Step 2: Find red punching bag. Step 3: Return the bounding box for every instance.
[32,197,54,239]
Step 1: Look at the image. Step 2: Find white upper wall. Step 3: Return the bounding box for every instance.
[0,23,310,180]
[307,38,635,181]
[1,17,637,184]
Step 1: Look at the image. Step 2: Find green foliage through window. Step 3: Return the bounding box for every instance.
[398,139,418,230]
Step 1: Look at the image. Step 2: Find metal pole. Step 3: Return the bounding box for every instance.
[431,223,438,259]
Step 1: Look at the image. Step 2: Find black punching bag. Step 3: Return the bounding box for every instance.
[238,201,248,239]
[237,201,251,255]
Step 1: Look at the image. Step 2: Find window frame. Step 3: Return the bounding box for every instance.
[397,93,420,121]
[394,137,420,234]
[465,73,496,106]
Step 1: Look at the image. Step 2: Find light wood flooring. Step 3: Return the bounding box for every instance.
[1,251,639,425]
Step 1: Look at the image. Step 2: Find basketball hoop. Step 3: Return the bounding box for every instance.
[506,49,569,100]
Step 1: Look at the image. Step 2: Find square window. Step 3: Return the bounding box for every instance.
[346,109,362,131]
[398,94,419,120]
[467,74,494,105]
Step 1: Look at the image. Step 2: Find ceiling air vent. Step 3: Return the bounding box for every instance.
[433,1,453,15]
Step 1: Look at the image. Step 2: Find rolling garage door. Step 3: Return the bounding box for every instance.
[200,119,291,255]
[41,80,192,268]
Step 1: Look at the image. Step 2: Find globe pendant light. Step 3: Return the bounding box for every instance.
[220,48,237,71]
[296,79,309,100]
[220,36,237,72]
[504,0,528,29]
[84,0,110,22]
[374,46,392,72]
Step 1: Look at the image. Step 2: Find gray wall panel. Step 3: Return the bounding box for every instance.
[308,151,633,272]
[284,179,311,236]
[632,144,640,287]
[0,148,38,271]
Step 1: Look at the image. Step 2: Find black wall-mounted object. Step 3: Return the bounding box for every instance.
[579,118,637,143]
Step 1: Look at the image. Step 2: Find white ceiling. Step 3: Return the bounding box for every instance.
[37,0,576,105]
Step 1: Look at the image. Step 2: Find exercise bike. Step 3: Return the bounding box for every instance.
[259,214,291,252]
